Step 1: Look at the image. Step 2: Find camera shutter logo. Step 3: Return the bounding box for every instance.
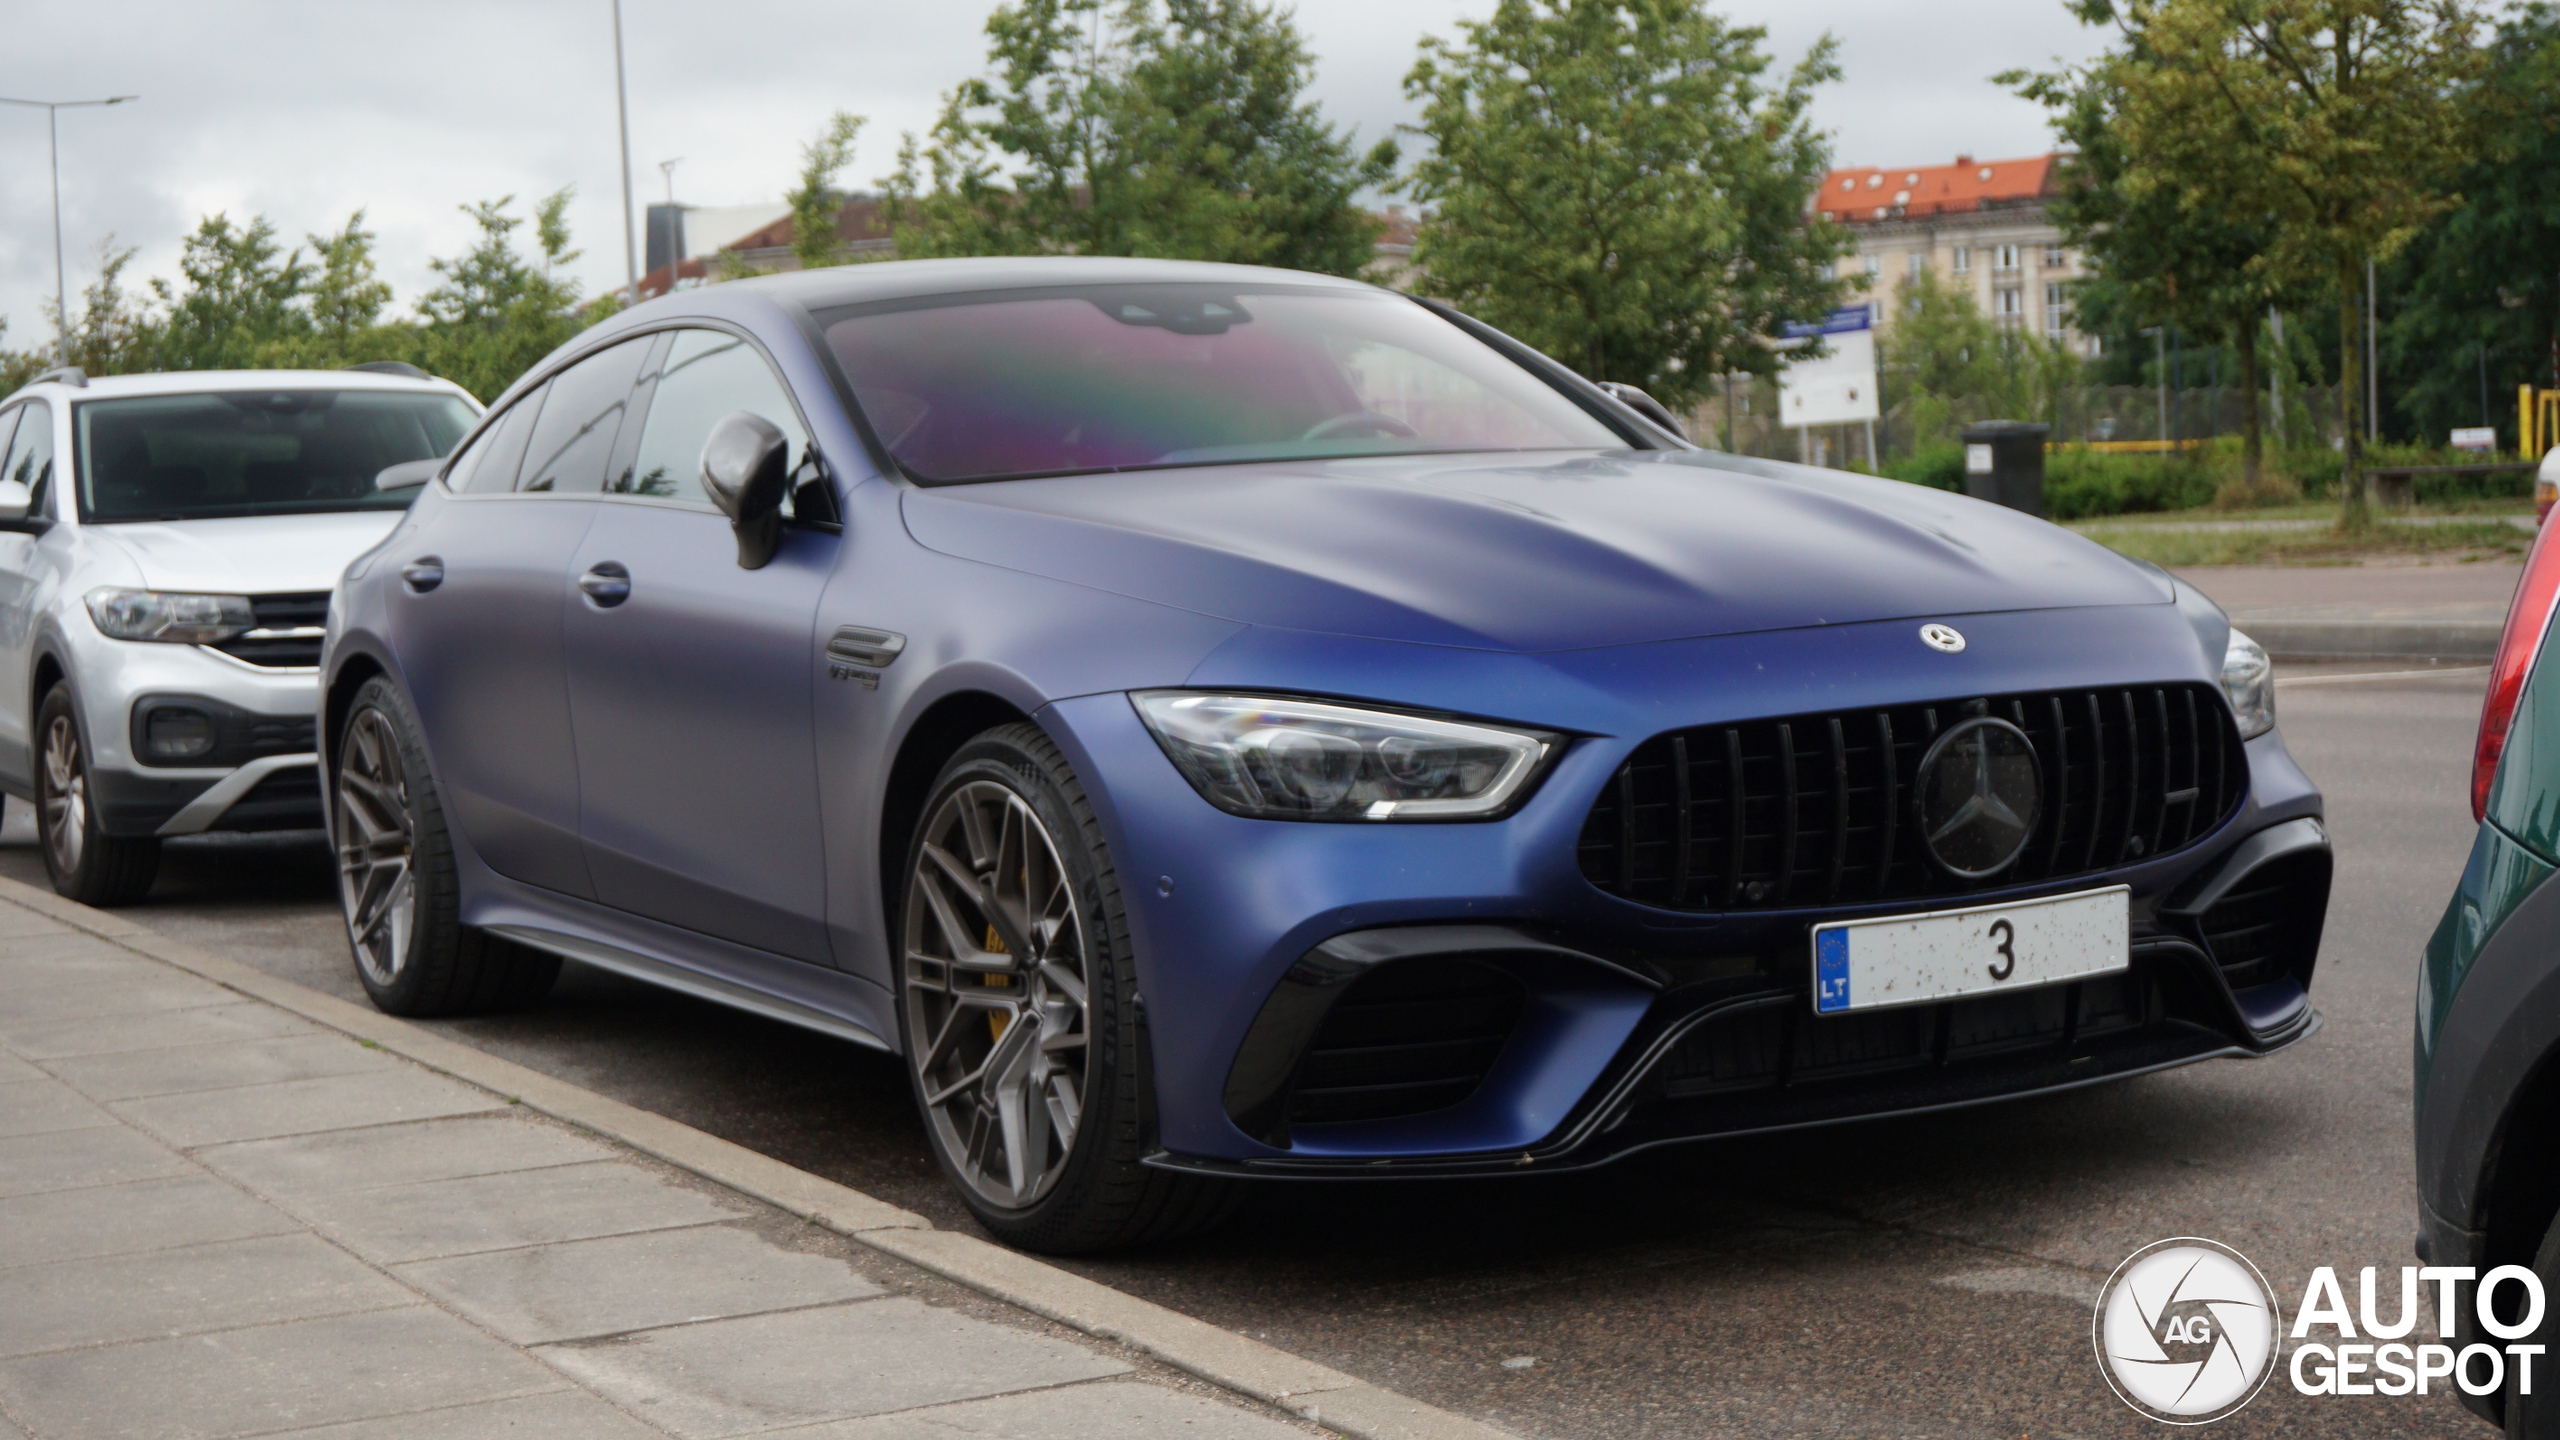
[2094,1238,2281,1424]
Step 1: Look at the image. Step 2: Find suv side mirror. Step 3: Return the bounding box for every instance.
[0,480,30,523]
[701,411,790,570]
[375,459,440,492]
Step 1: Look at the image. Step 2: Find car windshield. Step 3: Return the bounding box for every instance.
[74,389,477,522]
[818,284,1625,484]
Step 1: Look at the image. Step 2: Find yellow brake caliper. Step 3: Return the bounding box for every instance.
[984,923,1012,1042]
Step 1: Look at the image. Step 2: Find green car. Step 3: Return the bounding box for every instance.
[2419,524,2560,1436]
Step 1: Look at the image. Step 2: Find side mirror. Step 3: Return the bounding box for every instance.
[701,411,790,570]
[375,459,441,493]
[1596,381,1688,442]
[0,480,29,523]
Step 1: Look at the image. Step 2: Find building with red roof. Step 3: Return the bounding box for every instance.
[1814,152,2092,355]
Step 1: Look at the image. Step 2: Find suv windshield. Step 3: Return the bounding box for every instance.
[74,389,477,522]
[819,284,1624,484]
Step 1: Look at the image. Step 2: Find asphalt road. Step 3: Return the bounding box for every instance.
[0,664,2497,1439]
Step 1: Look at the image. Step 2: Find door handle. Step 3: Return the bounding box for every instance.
[400,557,444,593]
[578,562,632,607]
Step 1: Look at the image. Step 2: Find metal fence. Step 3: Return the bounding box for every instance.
[1690,380,2346,466]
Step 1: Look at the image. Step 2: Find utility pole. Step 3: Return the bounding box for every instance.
[0,94,138,365]
[2144,327,2166,445]
[2269,309,2285,446]
[609,0,638,306]
[2366,259,2379,444]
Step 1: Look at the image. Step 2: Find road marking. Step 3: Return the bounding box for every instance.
[2276,665,2489,688]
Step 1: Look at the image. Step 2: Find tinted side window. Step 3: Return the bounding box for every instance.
[2,401,53,516]
[519,339,650,494]
[624,329,809,505]
[453,383,546,494]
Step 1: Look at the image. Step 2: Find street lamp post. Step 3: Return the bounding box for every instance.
[0,94,138,365]
[609,0,639,306]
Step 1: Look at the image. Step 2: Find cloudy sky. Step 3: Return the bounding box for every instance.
[1,0,2109,350]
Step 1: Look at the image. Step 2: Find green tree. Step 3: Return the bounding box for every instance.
[1398,0,1852,410]
[2015,43,2300,486]
[789,111,869,271]
[2384,5,2560,448]
[886,0,1395,275]
[1881,269,2082,444]
[414,189,593,401]
[2090,0,2493,527]
[46,241,161,378]
[306,211,394,339]
[147,214,312,370]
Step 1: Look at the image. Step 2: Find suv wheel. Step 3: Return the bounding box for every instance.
[35,683,158,906]
[898,723,1237,1253]
[333,676,557,1015]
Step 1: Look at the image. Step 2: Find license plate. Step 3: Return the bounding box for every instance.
[1811,885,2129,1014]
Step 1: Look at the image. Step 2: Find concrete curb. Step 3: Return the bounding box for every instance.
[2247,620,2500,662]
[0,873,1515,1440]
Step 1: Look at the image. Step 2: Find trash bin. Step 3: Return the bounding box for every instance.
[1959,421,2052,517]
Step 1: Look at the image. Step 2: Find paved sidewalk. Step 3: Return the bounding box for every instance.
[2175,562,2523,661]
[0,894,1336,1440]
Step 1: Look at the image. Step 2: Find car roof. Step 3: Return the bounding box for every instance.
[1,368,478,408]
[720,255,1381,314]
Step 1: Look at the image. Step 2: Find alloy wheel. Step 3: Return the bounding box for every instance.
[40,715,86,875]
[335,708,418,986]
[904,780,1092,1210]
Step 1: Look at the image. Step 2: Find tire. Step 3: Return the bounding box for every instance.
[333,676,557,1016]
[2507,1209,2560,1438]
[34,683,158,906]
[896,722,1238,1253]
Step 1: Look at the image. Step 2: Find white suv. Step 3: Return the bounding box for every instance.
[0,364,479,903]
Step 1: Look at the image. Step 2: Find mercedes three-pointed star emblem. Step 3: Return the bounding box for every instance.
[1914,717,2043,877]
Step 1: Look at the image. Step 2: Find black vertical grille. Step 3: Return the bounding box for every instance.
[1579,684,2246,912]
[1285,958,1525,1127]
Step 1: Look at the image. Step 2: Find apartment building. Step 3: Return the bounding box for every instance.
[1812,152,2093,356]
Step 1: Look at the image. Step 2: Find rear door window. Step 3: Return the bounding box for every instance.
[518,339,651,494]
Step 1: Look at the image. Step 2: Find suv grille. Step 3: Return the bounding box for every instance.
[1285,957,1524,1127]
[1579,684,2246,912]
[210,592,329,669]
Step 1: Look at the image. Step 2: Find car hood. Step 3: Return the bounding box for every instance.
[83,511,407,595]
[899,450,2173,654]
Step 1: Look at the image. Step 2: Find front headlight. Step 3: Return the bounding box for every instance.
[84,589,256,644]
[2221,627,2274,739]
[1132,692,1556,821]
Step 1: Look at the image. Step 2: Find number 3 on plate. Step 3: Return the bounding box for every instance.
[1986,918,2017,981]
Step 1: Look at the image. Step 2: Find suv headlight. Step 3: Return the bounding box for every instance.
[1132,692,1557,821]
[2222,627,2274,739]
[85,589,255,644]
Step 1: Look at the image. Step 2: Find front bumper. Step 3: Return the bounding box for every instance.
[68,638,323,838]
[1042,606,2329,1174]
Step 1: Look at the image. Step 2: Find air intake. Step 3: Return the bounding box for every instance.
[1283,957,1524,1128]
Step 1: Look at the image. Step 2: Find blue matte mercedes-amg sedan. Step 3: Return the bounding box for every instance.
[320,257,2330,1252]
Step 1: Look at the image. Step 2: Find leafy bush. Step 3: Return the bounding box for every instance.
[1884,442,1967,492]
[2041,449,2215,519]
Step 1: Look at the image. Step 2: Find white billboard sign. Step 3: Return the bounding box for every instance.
[1779,308,1881,428]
